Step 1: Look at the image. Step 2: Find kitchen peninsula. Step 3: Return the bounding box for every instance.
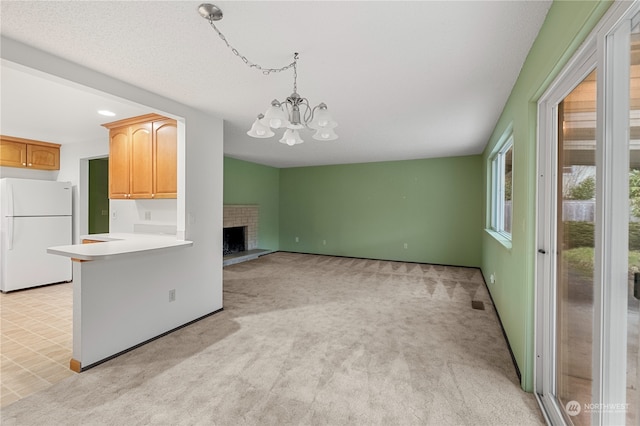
[48,233,195,372]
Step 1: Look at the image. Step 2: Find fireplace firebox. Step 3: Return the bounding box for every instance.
[223,226,246,256]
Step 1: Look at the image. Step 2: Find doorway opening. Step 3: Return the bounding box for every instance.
[88,157,109,234]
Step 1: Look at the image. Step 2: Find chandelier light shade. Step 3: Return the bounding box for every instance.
[247,114,275,138]
[199,3,338,146]
[313,128,338,141]
[279,129,304,146]
[261,101,290,129]
[309,104,337,130]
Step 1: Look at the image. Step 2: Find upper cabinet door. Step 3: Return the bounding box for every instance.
[0,140,27,168]
[109,127,131,199]
[27,144,60,170]
[153,119,177,199]
[129,122,153,199]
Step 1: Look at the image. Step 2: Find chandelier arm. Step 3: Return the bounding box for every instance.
[298,99,313,124]
[307,104,323,126]
[280,101,294,123]
[205,17,296,75]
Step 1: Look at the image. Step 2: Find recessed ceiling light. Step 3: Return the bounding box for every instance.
[98,110,116,117]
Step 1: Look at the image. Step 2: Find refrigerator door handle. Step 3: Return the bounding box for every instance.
[7,216,13,250]
[7,182,14,217]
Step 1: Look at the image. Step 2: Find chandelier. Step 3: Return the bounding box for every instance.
[198,3,338,146]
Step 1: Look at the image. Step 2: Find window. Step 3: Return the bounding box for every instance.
[490,135,513,238]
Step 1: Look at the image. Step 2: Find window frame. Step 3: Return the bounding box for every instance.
[489,131,514,242]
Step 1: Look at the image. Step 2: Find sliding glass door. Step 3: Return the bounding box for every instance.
[536,3,640,425]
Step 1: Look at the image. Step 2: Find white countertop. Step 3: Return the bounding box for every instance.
[47,233,193,261]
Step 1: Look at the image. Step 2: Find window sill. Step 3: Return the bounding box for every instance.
[485,228,512,250]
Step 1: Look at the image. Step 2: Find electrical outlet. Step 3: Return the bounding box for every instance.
[322,240,326,245]
[169,289,176,302]
[403,243,408,249]
[490,274,495,284]
[101,210,108,216]
[145,211,151,221]
[111,210,117,219]
[295,236,299,243]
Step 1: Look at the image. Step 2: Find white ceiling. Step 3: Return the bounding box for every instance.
[1,62,154,145]
[0,1,551,168]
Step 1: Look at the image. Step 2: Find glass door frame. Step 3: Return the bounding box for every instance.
[599,10,631,426]
[536,46,597,425]
[535,1,638,425]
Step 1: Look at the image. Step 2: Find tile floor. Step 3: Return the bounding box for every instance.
[0,282,75,407]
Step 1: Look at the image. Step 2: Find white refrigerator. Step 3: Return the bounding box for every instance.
[1,178,73,292]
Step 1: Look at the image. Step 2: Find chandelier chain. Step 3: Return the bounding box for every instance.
[293,55,298,93]
[207,18,297,75]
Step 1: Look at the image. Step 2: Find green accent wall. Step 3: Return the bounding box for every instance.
[88,158,109,234]
[481,1,612,391]
[224,157,280,250]
[279,156,482,267]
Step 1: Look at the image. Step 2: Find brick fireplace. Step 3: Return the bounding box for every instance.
[223,205,258,252]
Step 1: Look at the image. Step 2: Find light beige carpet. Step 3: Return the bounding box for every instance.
[1,252,544,425]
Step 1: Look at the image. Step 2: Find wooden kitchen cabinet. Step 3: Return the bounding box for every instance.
[0,139,26,168]
[129,122,153,198]
[152,119,177,198]
[108,126,131,199]
[27,144,60,170]
[103,114,177,199]
[0,135,60,170]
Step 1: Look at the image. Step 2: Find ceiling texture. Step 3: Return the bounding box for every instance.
[0,1,551,168]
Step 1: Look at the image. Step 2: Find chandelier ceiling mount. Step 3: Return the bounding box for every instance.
[197,4,223,21]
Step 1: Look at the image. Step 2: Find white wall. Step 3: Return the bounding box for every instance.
[110,199,177,234]
[0,166,58,180]
[74,245,202,366]
[2,38,224,356]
